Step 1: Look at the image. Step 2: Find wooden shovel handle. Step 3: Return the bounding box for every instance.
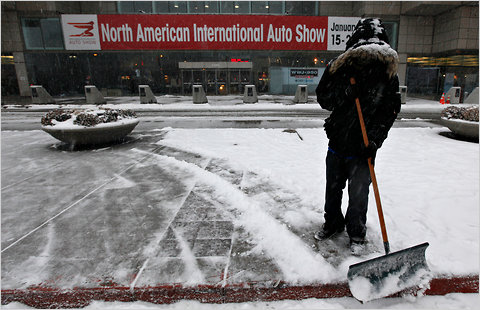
[350,77,390,255]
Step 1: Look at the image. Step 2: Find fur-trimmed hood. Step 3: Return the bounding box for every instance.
[329,42,399,78]
[328,18,399,79]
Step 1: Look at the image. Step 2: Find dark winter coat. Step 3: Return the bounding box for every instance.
[316,19,401,157]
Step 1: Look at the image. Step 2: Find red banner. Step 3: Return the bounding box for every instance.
[96,15,329,50]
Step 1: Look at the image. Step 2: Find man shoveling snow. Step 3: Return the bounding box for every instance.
[315,18,431,302]
[314,18,401,255]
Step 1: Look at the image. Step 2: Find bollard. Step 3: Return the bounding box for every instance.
[243,85,258,104]
[139,85,157,104]
[85,85,106,104]
[30,85,55,104]
[293,85,308,104]
[399,86,407,104]
[192,84,208,104]
[464,87,478,104]
[445,86,461,104]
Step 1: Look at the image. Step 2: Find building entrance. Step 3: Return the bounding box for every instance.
[179,62,253,95]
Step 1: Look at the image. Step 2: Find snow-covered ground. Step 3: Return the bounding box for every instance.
[1,123,478,308]
[157,127,478,278]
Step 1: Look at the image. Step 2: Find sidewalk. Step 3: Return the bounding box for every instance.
[1,94,448,113]
[1,97,478,308]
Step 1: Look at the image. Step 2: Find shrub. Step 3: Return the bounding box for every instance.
[441,106,479,122]
[74,113,101,127]
[41,110,73,126]
[41,108,137,127]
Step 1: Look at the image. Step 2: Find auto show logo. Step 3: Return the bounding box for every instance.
[68,21,95,37]
[61,15,101,50]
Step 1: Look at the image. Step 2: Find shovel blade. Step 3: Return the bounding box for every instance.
[347,242,430,302]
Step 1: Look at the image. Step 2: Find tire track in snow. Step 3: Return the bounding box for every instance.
[1,146,166,254]
[1,161,71,191]
[138,151,339,283]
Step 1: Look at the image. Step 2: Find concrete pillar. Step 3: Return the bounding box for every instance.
[192,84,208,104]
[243,85,258,104]
[293,85,308,104]
[30,85,55,104]
[397,53,408,86]
[445,86,461,104]
[464,87,479,104]
[399,86,407,104]
[13,52,30,97]
[85,85,106,104]
[139,85,157,104]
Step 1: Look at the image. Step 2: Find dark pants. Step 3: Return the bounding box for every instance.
[323,149,371,241]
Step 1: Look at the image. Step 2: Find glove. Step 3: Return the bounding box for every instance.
[362,141,378,160]
[345,84,358,103]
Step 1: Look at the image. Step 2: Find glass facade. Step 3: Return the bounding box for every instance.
[21,18,63,50]
[407,55,479,100]
[8,1,477,99]
[23,50,331,96]
[119,1,295,15]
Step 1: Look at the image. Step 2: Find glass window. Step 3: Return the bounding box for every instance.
[22,18,64,50]
[383,21,398,50]
[153,1,169,13]
[41,19,63,49]
[118,1,135,13]
[252,1,269,14]
[135,1,153,13]
[234,1,250,14]
[169,1,187,13]
[204,1,219,13]
[302,1,316,15]
[285,1,300,15]
[22,19,43,49]
[189,1,205,13]
[118,1,153,13]
[285,1,316,16]
[220,1,234,13]
[268,1,283,14]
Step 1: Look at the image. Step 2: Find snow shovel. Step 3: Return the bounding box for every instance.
[347,77,430,302]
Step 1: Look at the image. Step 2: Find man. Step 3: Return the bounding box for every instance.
[315,18,401,254]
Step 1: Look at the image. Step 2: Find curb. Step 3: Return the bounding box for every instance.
[1,276,478,308]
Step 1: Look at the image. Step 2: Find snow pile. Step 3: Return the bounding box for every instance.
[441,106,479,122]
[41,108,137,128]
[349,266,432,302]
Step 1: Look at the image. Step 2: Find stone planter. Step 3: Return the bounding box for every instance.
[42,119,139,145]
[440,117,479,139]
[41,109,139,146]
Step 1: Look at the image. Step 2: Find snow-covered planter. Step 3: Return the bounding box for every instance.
[41,108,139,146]
[440,106,479,139]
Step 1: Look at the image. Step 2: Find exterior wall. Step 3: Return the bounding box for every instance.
[318,1,353,16]
[78,1,117,14]
[398,16,434,55]
[352,1,402,16]
[14,1,117,14]
[1,7,23,52]
[15,1,56,12]
[433,5,479,53]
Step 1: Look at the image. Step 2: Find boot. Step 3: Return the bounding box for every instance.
[314,224,344,241]
[350,238,366,256]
